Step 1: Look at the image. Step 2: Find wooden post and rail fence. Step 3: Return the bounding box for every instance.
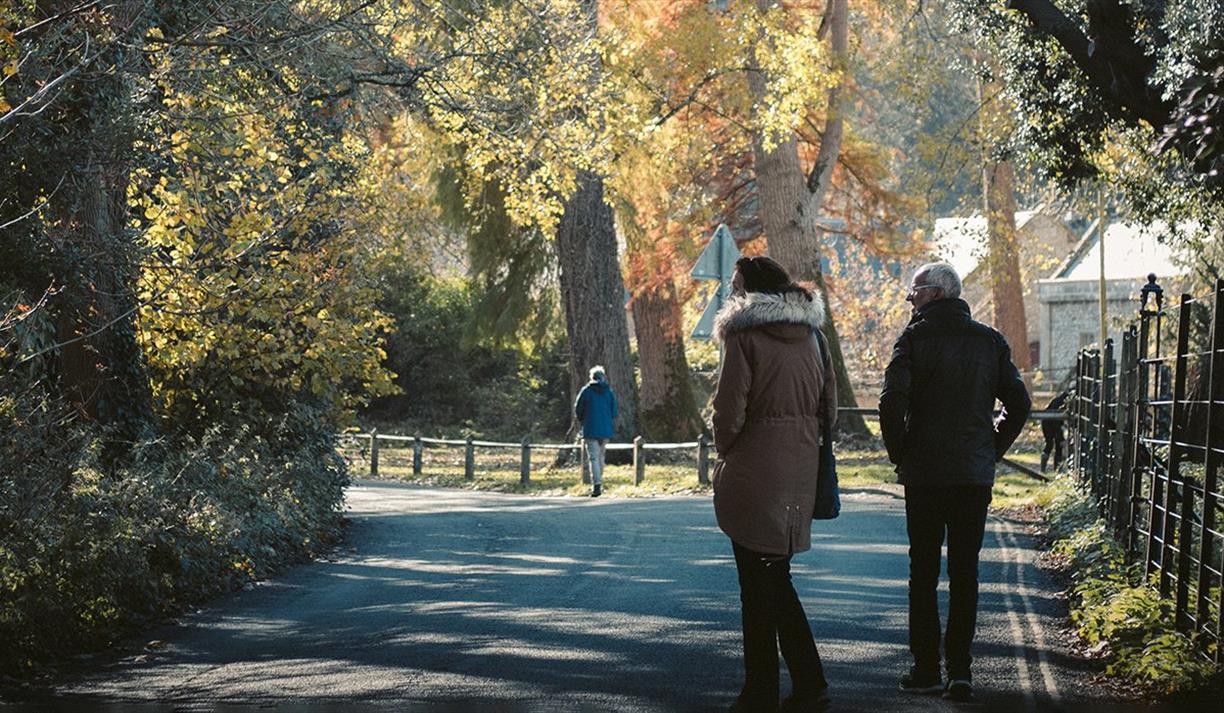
[344,407,1065,486]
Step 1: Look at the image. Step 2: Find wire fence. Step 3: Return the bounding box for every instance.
[1068,278,1224,663]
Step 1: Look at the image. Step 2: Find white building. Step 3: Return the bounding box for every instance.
[1035,221,1183,381]
[933,206,1080,370]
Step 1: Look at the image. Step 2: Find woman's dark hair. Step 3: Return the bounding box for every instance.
[735,256,811,298]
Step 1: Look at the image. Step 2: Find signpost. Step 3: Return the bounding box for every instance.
[690,224,741,340]
[688,218,845,340]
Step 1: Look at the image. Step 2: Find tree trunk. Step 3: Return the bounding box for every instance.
[556,171,640,441]
[983,158,1031,370]
[49,0,155,457]
[631,278,701,441]
[748,0,868,437]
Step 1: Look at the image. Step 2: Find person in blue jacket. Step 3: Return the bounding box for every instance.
[574,365,618,497]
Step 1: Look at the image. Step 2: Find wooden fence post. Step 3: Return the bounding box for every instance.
[464,436,475,481]
[697,433,711,485]
[413,434,423,475]
[633,436,645,485]
[369,428,379,478]
[520,437,531,485]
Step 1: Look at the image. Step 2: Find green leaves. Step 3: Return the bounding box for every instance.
[1042,475,1217,696]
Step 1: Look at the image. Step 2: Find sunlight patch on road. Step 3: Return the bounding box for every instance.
[358,557,567,576]
[464,640,630,662]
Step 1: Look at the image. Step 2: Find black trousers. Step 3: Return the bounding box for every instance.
[1041,431,1065,470]
[732,541,827,702]
[904,485,992,680]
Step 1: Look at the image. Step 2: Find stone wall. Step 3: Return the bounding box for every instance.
[1037,278,1143,381]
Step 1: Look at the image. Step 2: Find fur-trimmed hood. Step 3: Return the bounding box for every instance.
[714,290,826,343]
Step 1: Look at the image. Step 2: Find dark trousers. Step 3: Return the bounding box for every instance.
[904,485,992,680]
[732,541,827,702]
[1041,432,1064,471]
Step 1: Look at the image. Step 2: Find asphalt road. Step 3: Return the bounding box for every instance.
[13,483,1167,712]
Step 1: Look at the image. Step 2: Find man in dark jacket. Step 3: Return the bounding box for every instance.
[1041,390,1070,472]
[575,365,617,497]
[879,262,1031,702]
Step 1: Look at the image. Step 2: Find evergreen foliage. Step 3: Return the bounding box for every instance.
[365,264,571,440]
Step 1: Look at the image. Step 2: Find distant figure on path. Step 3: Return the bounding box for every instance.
[575,365,617,497]
[711,256,837,713]
[879,262,1031,702]
[1041,390,1069,472]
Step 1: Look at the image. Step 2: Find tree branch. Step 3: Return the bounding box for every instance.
[1005,0,1171,128]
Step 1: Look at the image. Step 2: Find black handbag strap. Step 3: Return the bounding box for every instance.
[812,327,833,441]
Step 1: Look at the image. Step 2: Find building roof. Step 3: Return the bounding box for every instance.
[932,209,1041,278]
[1054,221,1182,281]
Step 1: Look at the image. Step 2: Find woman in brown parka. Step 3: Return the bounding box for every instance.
[711,256,837,713]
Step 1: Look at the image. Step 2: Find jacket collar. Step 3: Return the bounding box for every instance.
[714,290,826,342]
[911,297,972,324]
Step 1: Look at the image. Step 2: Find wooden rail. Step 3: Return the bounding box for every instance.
[343,409,1066,484]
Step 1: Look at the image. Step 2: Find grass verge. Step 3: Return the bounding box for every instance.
[347,446,1055,509]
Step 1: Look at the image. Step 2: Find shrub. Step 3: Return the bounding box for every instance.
[0,391,346,676]
[366,269,571,440]
[1041,474,1217,696]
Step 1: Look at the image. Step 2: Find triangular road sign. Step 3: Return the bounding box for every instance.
[691,285,726,340]
[691,224,739,282]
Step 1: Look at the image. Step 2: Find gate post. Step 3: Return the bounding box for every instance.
[698,433,711,485]
[633,436,645,485]
[520,437,531,485]
[1195,280,1224,649]
[1164,295,1192,606]
[370,428,379,478]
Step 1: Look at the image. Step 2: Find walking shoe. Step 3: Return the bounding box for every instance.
[943,679,973,702]
[898,667,943,694]
[728,694,778,713]
[591,483,601,497]
[780,686,830,711]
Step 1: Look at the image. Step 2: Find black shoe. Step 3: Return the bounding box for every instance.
[728,694,778,713]
[780,686,829,712]
[899,667,943,694]
[943,679,973,701]
[591,484,601,497]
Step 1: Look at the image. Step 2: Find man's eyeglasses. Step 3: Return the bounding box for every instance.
[906,284,941,299]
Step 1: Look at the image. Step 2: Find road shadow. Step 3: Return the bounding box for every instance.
[22,489,1135,712]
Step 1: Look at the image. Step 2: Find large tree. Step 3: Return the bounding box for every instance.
[949,0,1224,263]
[978,73,1031,371]
[1,0,158,458]
[556,171,639,440]
[745,0,870,436]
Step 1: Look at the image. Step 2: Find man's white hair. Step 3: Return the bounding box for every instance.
[915,262,962,299]
[589,365,607,381]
